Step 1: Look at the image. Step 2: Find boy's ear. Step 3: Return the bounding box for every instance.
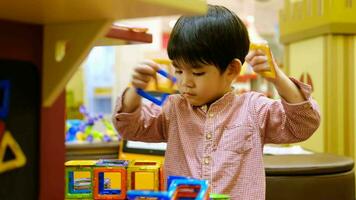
[226,58,242,77]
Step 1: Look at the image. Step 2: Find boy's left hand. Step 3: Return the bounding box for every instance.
[245,49,281,82]
[246,48,307,103]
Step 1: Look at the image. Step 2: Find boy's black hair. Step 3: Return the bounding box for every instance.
[167,5,250,73]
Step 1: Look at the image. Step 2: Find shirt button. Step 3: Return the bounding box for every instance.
[206,132,212,140]
[203,157,210,165]
[208,113,214,118]
[212,144,217,151]
[201,105,208,112]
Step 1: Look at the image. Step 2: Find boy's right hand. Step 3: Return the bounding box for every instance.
[120,60,160,113]
[131,60,160,90]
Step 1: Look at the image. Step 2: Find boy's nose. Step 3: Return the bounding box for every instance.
[181,75,194,88]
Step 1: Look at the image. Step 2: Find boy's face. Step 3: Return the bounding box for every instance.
[172,61,235,106]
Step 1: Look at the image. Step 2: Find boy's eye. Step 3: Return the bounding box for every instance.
[193,72,205,76]
[174,70,183,74]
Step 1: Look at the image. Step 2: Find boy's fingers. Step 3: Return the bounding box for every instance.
[245,51,255,62]
[249,55,267,66]
[254,49,266,56]
[142,60,160,71]
[245,49,266,62]
[132,79,149,89]
[133,72,151,83]
[135,64,156,76]
[252,63,270,72]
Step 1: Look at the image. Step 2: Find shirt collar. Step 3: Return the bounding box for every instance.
[196,91,235,113]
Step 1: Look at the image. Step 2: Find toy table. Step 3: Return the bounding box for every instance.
[264,153,354,200]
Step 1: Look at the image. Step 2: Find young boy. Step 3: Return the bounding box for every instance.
[112,5,320,200]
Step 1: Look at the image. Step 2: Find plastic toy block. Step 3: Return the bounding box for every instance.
[127,160,161,191]
[249,42,276,79]
[169,179,210,200]
[127,190,170,200]
[0,80,10,119]
[136,58,177,106]
[66,160,97,166]
[96,159,129,167]
[152,58,172,65]
[136,87,169,106]
[209,193,230,200]
[136,68,176,106]
[65,160,96,199]
[159,166,164,191]
[167,176,207,199]
[127,178,210,200]
[151,59,177,94]
[167,176,190,189]
[94,159,129,200]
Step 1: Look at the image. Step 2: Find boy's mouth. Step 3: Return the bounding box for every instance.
[183,92,196,97]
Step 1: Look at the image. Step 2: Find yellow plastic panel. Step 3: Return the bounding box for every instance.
[104,172,122,189]
[145,59,177,93]
[74,171,91,179]
[119,151,164,163]
[65,160,97,166]
[250,42,276,79]
[134,172,155,190]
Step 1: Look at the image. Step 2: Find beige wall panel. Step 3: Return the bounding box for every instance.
[66,66,85,105]
[354,36,356,158]
[289,36,324,152]
[326,35,345,154]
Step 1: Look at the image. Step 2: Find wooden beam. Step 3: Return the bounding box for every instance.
[42,20,113,107]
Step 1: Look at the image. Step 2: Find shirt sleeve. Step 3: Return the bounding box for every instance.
[111,88,171,142]
[252,78,321,144]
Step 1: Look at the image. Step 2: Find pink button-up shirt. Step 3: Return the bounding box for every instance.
[112,78,320,200]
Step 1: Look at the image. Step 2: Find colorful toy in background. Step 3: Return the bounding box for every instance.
[136,59,177,106]
[65,159,230,200]
[65,105,119,143]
